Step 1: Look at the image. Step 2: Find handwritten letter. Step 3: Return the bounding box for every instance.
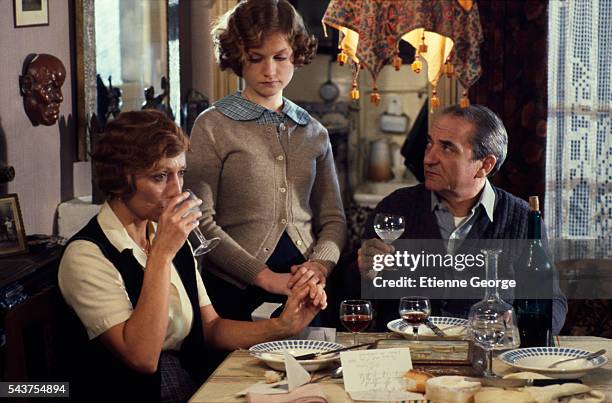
[340,348,425,401]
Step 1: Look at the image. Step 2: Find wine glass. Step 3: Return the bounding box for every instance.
[373,213,405,244]
[373,214,405,271]
[339,300,373,346]
[180,189,220,256]
[399,296,431,342]
[468,312,520,377]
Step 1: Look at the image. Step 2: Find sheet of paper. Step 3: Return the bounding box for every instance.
[251,302,282,321]
[340,348,425,401]
[284,353,311,391]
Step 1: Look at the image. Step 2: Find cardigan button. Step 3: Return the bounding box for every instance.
[280,218,287,224]
[296,240,303,246]
[279,187,286,193]
[276,155,284,161]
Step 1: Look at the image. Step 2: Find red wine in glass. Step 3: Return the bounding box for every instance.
[340,314,372,333]
[339,300,372,345]
[399,297,431,341]
[400,311,429,326]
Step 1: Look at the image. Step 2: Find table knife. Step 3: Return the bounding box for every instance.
[294,342,374,360]
[465,377,583,387]
[424,319,447,337]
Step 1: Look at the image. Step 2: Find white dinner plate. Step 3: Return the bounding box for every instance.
[387,317,468,339]
[249,340,344,372]
[499,347,608,378]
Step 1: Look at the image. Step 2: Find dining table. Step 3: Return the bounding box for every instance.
[189,332,612,402]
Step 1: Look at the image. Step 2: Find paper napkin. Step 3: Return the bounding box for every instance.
[251,302,283,321]
[284,352,311,391]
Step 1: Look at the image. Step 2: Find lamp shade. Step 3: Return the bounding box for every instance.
[323,0,484,105]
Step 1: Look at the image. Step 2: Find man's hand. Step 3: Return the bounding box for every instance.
[278,283,326,335]
[357,238,394,278]
[287,261,328,289]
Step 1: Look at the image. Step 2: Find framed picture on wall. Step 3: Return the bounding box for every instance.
[13,0,49,28]
[0,194,28,257]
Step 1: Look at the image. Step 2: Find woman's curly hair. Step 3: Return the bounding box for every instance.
[212,0,317,76]
[91,110,189,198]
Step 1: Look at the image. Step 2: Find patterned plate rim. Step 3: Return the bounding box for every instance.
[387,316,468,333]
[249,340,344,361]
[499,347,608,370]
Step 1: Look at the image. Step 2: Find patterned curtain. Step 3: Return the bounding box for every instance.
[546,0,612,258]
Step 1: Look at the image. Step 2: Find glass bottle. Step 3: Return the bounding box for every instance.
[514,196,553,347]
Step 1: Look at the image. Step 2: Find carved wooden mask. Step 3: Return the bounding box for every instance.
[19,54,66,126]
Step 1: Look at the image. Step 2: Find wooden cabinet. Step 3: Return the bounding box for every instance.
[0,246,62,382]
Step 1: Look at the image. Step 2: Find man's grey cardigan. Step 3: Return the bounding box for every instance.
[364,184,568,334]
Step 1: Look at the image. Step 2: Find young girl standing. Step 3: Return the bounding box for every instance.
[185,0,346,321]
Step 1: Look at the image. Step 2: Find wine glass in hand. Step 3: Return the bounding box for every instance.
[373,214,404,271]
[180,189,220,256]
[399,296,431,342]
[340,300,373,346]
[373,213,405,244]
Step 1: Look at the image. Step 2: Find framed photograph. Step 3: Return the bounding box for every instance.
[0,194,28,257]
[14,0,49,28]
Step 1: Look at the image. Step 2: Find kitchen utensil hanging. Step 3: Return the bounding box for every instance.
[319,58,340,103]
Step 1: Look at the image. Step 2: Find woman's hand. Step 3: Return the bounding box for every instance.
[254,262,328,296]
[287,261,328,289]
[253,268,292,295]
[151,192,202,258]
[278,282,327,334]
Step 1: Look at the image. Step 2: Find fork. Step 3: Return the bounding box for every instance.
[547,349,606,368]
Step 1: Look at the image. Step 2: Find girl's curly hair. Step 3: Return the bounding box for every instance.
[212,0,317,76]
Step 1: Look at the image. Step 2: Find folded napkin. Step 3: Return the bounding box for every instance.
[246,384,327,403]
[251,302,283,321]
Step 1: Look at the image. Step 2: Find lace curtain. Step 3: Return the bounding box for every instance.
[546,0,612,259]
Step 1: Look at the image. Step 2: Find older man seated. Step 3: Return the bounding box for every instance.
[358,104,567,334]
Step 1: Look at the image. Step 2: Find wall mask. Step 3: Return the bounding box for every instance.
[19,53,66,126]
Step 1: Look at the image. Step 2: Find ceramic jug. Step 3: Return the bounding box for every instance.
[368,138,393,181]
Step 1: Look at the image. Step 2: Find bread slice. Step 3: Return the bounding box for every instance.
[264,370,283,384]
[403,370,434,393]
